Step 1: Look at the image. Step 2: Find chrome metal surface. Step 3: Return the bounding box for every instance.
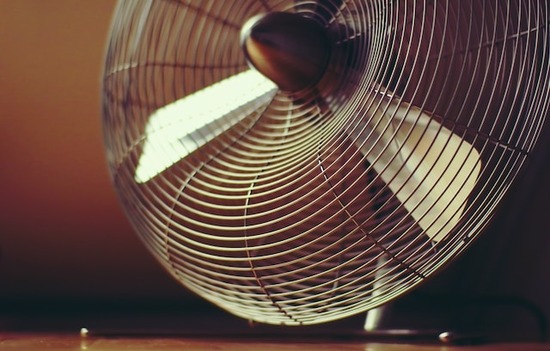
[241,12,332,91]
[102,0,550,325]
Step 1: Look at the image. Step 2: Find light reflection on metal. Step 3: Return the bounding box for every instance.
[135,70,277,183]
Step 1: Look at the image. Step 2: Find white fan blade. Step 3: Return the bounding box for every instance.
[350,91,482,242]
[135,70,278,183]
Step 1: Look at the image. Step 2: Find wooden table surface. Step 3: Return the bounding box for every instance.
[2,298,549,351]
[1,332,550,351]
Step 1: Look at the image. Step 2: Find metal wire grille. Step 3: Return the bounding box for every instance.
[102,0,550,325]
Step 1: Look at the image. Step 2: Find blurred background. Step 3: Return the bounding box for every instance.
[0,0,188,303]
[0,0,549,340]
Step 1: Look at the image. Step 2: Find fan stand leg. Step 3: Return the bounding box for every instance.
[363,255,392,332]
[364,304,390,332]
[361,256,456,343]
[364,256,391,331]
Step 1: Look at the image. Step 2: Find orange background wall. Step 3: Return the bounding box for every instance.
[0,0,186,301]
[0,0,549,334]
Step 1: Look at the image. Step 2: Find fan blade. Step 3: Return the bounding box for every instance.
[349,90,482,242]
[134,70,278,183]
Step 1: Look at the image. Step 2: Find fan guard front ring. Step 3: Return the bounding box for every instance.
[102,0,550,325]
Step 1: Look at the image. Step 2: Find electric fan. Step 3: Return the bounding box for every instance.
[102,0,550,327]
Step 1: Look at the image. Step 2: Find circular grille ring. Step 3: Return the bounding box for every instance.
[102,0,550,325]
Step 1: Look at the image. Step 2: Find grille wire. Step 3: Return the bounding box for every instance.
[102,0,550,325]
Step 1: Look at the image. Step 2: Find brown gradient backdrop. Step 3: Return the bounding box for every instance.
[0,0,187,301]
[0,0,549,333]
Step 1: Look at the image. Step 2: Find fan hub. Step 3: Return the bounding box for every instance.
[241,12,332,91]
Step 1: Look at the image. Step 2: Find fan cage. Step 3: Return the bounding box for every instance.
[102,0,550,325]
